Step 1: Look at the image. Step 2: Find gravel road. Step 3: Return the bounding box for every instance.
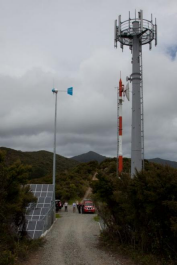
[31,205,121,265]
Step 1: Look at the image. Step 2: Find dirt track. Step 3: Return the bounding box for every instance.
[26,205,121,265]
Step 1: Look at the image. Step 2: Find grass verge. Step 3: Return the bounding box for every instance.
[14,237,45,265]
[93,215,100,222]
[56,213,61,218]
[99,230,176,265]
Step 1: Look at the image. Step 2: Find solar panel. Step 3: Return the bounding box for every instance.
[38,197,45,203]
[42,185,48,191]
[26,220,45,239]
[34,192,41,197]
[30,184,54,193]
[24,184,55,239]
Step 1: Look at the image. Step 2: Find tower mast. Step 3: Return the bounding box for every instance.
[118,78,123,174]
[114,10,157,177]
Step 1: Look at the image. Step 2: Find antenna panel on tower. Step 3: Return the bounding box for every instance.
[118,15,121,35]
[149,42,152,50]
[155,20,157,46]
[125,83,130,101]
[114,20,117,48]
[140,10,143,31]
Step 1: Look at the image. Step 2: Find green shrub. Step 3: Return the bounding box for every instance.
[0,250,16,265]
[92,161,177,262]
[0,151,38,265]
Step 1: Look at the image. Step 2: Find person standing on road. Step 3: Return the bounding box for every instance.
[78,202,82,214]
[64,202,68,212]
[73,202,76,213]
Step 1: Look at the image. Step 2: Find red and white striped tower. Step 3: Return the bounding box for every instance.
[118,78,124,173]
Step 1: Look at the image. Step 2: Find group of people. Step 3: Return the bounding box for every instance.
[63,201,83,213]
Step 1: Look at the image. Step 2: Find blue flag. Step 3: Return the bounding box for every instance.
[67,87,73,96]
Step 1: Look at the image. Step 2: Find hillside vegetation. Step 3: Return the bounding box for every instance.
[0,150,40,265]
[148,157,177,169]
[0,147,79,180]
[0,149,98,265]
[0,147,98,202]
[92,158,177,264]
[1,147,177,264]
[30,160,98,201]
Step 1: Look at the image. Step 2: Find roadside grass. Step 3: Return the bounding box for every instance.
[56,213,61,218]
[16,237,45,264]
[93,215,100,222]
[99,231,175,265]
[1,238,46,265]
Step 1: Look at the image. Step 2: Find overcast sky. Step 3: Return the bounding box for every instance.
[1,0,177,161]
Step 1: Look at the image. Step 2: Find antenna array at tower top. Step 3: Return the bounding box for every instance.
[114,10,157,50]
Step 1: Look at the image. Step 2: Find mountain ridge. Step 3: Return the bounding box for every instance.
[148,157,177,169]
[72,151,177,169]
[0,147,79,177]
[71,151,107,163]
[1,147,177,170]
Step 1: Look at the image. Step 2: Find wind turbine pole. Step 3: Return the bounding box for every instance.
[52,88,58,216]
[51,86,73,209]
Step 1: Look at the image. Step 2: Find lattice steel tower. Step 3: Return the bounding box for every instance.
[114,10,157,177]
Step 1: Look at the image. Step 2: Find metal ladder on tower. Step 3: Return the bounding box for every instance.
[139,47,144,170]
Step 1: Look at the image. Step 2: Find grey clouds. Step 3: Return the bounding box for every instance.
[1,0,177,161]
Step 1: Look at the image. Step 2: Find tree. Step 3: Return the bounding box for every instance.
[0,151,36,264]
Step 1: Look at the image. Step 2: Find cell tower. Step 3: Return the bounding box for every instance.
[114,10,157,177]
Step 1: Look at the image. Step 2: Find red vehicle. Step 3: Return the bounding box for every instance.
[82,199,95,214]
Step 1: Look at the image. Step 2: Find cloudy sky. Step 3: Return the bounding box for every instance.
[0,0,177,161]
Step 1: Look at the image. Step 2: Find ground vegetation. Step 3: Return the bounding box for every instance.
[91,158,177,264]
[0,150,45,265]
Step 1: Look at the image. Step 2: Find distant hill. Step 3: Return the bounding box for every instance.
[0,147,79,179]
[71,151,107,163]
[148,158,177,169]
[71,150,177,169]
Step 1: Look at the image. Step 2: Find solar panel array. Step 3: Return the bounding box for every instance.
[25,184,54,239]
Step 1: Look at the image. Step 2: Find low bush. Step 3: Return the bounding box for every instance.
[92,160,177,263]
[0,151,40,265]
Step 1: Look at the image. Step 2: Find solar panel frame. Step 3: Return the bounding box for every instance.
[25,184,55,239]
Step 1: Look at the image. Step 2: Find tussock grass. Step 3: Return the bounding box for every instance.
[56,213,61,218]
[93,215,100,222]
